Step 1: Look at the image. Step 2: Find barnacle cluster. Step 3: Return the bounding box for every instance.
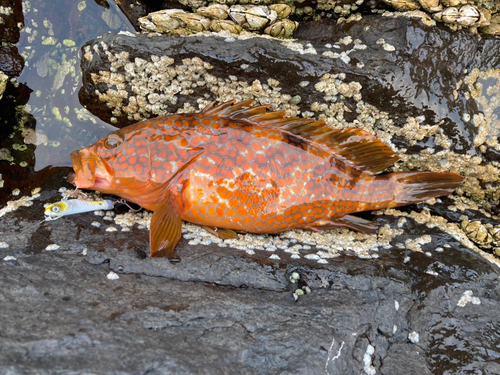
[374,207,500,268]
[87,45,302,122]
[138,4,298,38]
[381,0,499,34]
[461,220,500,255]
[0,187,42,218]
[111,211,398,262]
[139,0,500,36]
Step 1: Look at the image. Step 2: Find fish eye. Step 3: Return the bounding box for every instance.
[103,134,123,149]
[51,206,60,213]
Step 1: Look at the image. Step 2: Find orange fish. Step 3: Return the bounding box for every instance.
[69,100,463,258]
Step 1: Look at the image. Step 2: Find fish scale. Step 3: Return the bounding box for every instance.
[70,100,463,258]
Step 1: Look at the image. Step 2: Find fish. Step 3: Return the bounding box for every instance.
[45,199,114,220]
[69,100,463,258]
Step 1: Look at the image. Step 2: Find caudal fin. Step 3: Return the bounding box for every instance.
[389,172,463,207]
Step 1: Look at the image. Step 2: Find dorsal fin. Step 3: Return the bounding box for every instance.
[200,100,398,174]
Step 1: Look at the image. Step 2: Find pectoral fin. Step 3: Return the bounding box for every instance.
[201,226,239,240]
[308,215,379,234]
[150,191,182,258]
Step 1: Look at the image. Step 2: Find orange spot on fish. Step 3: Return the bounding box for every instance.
[242,217,252,226]
[216,202,227,216]
[255,154,267,165]
[217,186,232,200]
[206,143,218,152]
[251,142,262,152]
[237,206,248,217]
[211,154,222,165]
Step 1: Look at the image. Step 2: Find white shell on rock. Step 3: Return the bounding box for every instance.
[210,19,242,34]
[269,4,292,19]
[246,6,276,30]
[264,19,297,38]
[417,0,440,11]
[173,12,211,32]
[107,271,119,280]
[142,4,296,38]
[382,0,420,12]
[138,17,162,33]
[441,0,467,6]
[435,4,485,27]
[147,9,186,31]
[228,5,247,25]
[456,4,480,27]
[196,4,229,20]
[228,5,277,31]
[435,7,458,23]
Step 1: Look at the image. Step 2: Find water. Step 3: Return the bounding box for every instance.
[12,0,134,170]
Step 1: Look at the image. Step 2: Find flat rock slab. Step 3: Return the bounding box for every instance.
[1,177,500,374]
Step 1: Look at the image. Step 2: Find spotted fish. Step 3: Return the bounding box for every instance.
[69,100,463,258]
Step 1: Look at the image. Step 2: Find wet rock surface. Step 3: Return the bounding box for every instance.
[79,15,499,155]
[0,0,24,77]
[2,2,500,374]
[1,176,500,373]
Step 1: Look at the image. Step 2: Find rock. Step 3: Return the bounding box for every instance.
[115,0,193,31]
[98,0,500,35]
[3,3,500,374]
[0,46,24,77]
[0,0,23,45]
[1,180,500,373]
[113,0,149,30]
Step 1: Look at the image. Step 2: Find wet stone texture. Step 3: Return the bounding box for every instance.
[0,0,24,77]
[2,7,500,375]
[1,177,500,373]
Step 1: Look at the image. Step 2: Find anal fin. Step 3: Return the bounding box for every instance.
[308,215,379,234]
[150,191,182,258]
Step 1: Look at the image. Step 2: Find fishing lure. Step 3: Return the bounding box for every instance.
[44,199,114,220]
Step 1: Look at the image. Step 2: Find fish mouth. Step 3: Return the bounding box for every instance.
[70,149,113,190]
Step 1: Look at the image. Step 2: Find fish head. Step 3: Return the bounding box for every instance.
[70,128,154,200]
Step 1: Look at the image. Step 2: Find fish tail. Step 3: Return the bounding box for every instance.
[387,171,463,208]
